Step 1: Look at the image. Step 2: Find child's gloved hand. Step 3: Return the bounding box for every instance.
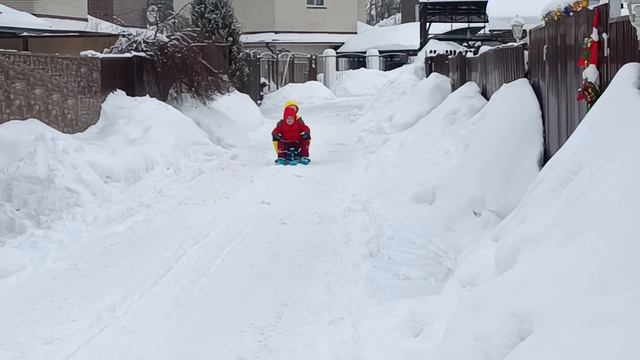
[300,132,311,140]
[273,133,282,141]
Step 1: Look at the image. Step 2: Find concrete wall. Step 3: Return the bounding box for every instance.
[0,50,102,133]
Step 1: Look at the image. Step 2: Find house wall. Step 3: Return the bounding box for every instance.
[34,0,88,19]
[273,0,362,33]
[0,39,25,52]
[401,0,418,23]
[89,0,172,27]
[88,0,114,23]
[232,0,365,33]
[173,0,191,17]
[0,36,118,55]
[1,0,36,13]
[112,0,148,27]
[232,0,276,33]
[27,36,118,55]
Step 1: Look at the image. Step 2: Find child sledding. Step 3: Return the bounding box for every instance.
[271,101,311,166]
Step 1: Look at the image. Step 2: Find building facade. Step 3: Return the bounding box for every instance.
[88,0,174,27]
[232,0,367,34]
[174,0,367,34]
[1,0,88,19]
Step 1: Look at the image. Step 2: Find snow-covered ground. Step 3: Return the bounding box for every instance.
[1,54,639,359]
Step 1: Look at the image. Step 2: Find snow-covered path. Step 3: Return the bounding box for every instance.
[0,98,378,360]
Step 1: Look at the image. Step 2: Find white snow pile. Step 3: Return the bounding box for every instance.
[333,68,395,97]
[0,92,224,272]
[355,78,544,360]
[178,91,266,149]
[260,81,336,116]
[358,58,452,134]
[422,62,640,360]
[424,39,470,56]
[0,3,53,30]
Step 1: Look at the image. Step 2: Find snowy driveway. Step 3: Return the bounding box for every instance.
[0,98,378,360]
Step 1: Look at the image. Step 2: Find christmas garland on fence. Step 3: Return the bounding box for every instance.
[542,0,589,22]
[577,7,601,110]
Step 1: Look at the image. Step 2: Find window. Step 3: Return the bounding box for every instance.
[306,0,326,8]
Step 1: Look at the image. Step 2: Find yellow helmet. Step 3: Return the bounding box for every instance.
[284,100,299,112]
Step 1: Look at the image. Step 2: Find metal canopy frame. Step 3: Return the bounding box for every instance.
[419,1,489,24]
[419,1,490,48]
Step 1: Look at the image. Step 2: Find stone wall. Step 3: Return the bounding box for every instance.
[0,51,102,133]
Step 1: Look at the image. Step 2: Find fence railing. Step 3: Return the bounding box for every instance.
[425,3,640,160]
[243,52,317,103]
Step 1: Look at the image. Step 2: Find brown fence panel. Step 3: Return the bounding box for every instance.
[448,52,467,89]
[466,56,481,90]
[433,55,450,76]
[606,16,640,86]
[528,3,639,160]
[100,56,147,97]
[425,55,450,78]
[0,51,102,133]
[480,45,526,98]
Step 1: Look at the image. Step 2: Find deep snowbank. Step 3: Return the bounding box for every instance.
[178,90,267,149]
[357,79,543,360]
[333,68,395,97]
[261,81,336,116]
[0,92,237,277]
[358,59,452,134]
[430,63,640,360]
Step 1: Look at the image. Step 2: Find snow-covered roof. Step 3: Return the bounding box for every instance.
[0,4,140,35]
[240,32,355,45]
[0,3,54,31]
[338,21,477,53]
[44,16,145,35]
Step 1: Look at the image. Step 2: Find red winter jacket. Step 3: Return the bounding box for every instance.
[272,107,311,142]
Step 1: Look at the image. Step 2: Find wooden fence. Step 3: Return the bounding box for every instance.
[243,52,318,103]
[529,4,639,158]
[426,3,640,160]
